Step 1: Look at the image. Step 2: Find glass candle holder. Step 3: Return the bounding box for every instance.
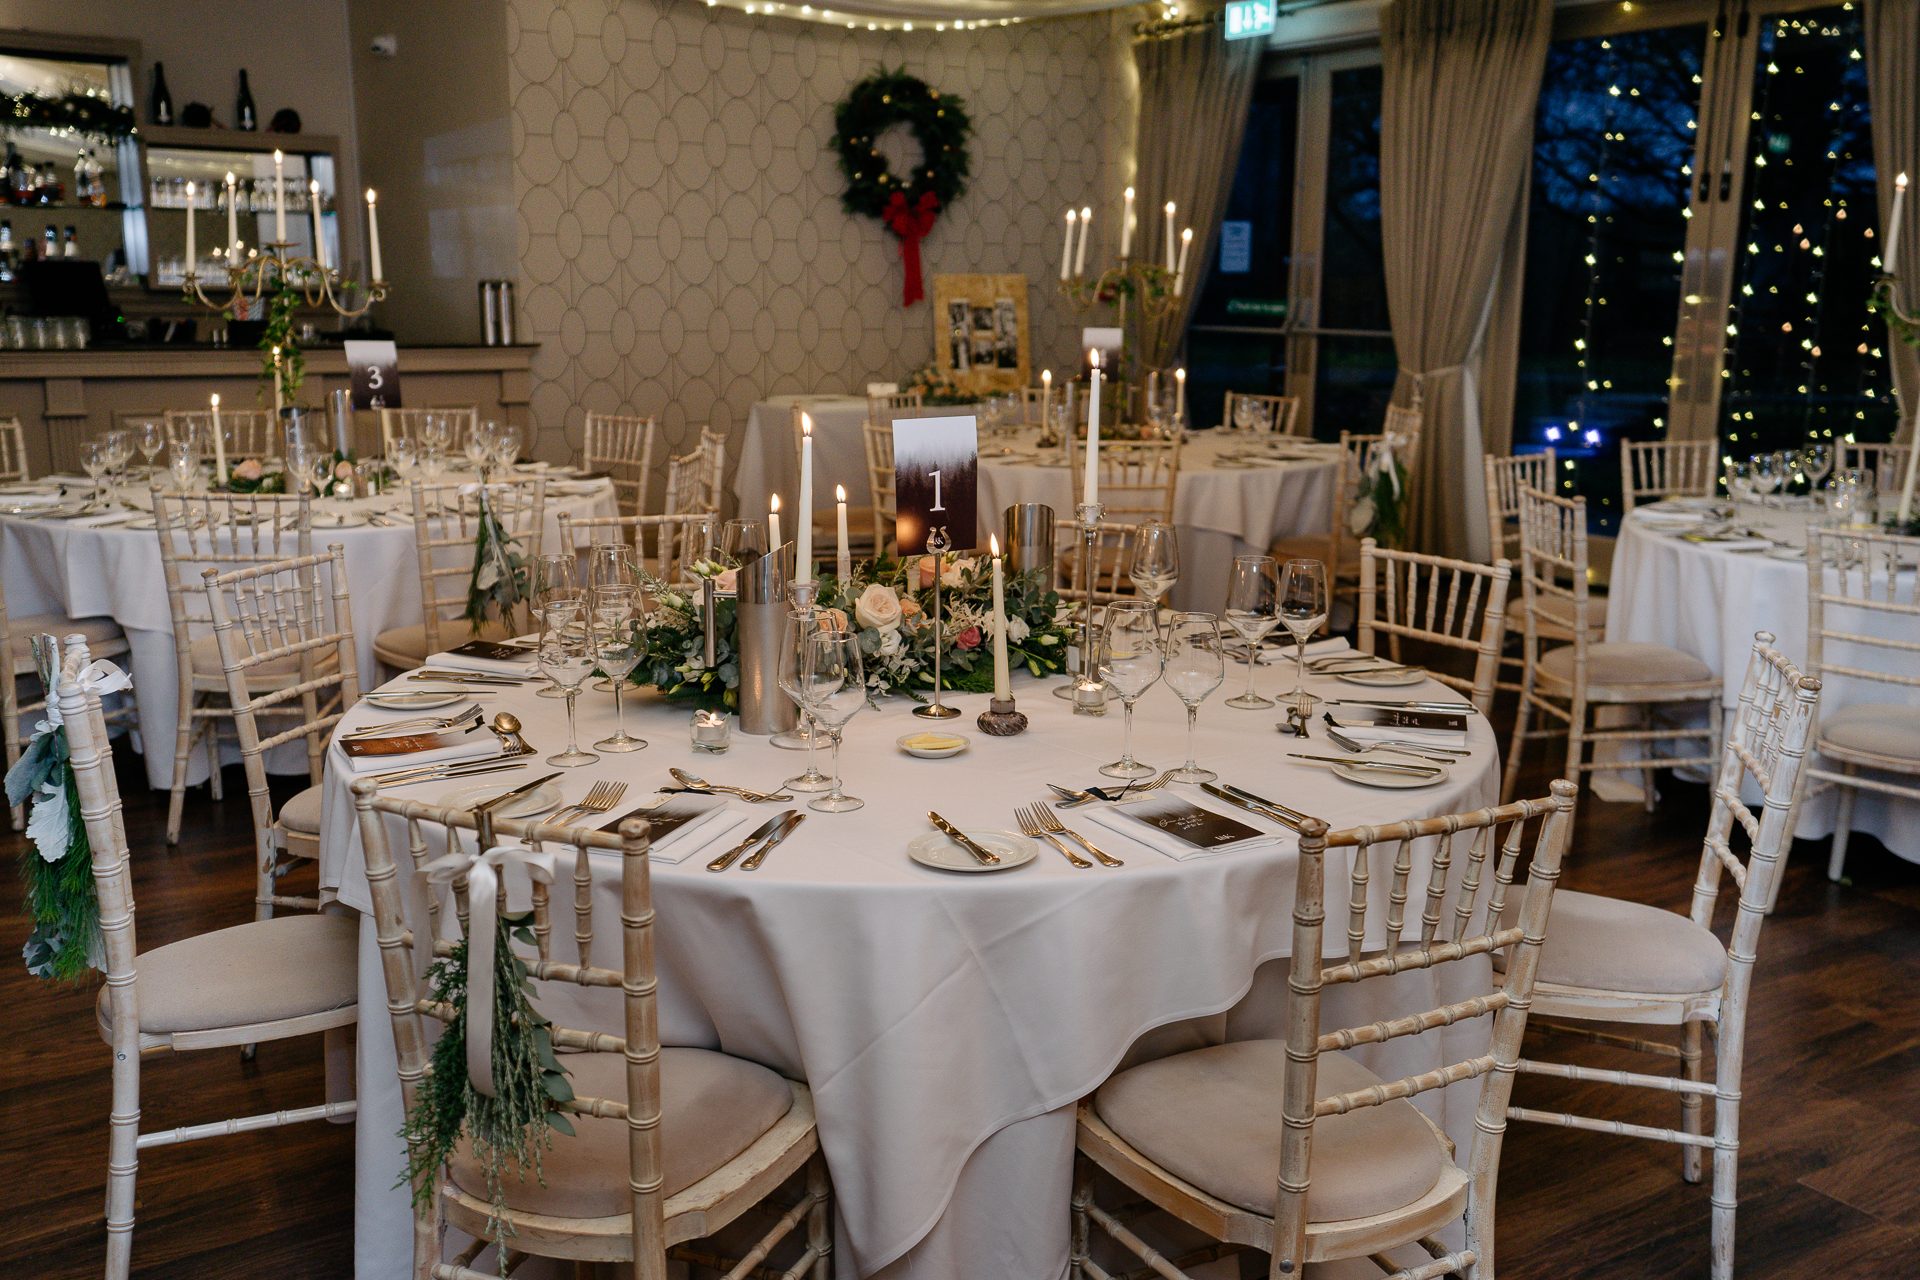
[691,708,732,754]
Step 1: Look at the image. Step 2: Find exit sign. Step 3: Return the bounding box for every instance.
[1225,0,1275,41]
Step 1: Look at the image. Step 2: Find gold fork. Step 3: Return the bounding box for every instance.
[1032,805,1123,867]
[548,780,628,828]
[1017,804,1092,868]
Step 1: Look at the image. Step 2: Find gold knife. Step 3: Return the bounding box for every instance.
[1200,782,1303,831]
[472,771,562,814]
[928,811,1000,865]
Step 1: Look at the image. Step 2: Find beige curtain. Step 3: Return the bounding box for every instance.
[1379,0,1552,558]
[1133,24,1262,369]
[1866,0,1919,445]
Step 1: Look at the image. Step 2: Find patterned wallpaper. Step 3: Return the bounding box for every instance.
[505,0,1138,504]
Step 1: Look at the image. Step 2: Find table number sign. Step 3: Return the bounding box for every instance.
[345,339,402,409]
[894,414,978,556]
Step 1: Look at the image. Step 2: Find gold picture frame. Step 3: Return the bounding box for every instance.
[932,274,1030,394]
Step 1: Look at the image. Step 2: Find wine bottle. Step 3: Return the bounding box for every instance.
[236,69,257,132]
[62,225,77,257]
[151,61,173,126]
[0,221,14,282]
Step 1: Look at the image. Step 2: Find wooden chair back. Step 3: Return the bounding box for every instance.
[380,406,478,455]
[1804,527,1920,700]
[153,490,316,639]
[1094,440,1180,526]
[558,511,715,588]
[1514,484,1593,663]
[167,408,277,460]
[868,390,923,425]
[1053,518,1140,606]
[406,476,548,653]
[1483,448,1556,563]
[584,412,659,517]
[698,427,727,514]
[1839,441,1913,494]
[1271,781,1576,1274]
[663,446,707,521]
[0,416,28,481]
[864,421,899,555]
[1222,391,1304,436]
[1324,425,1422,572]
[203,547,359,916]
[1621,439,1717,510]
[1356,540,1511,715]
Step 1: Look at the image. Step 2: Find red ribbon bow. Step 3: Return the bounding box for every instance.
[882,190,941,307]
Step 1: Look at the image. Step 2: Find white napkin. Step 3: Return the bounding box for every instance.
[425,637,541,678]
[1078,796,1290,862]
[1223,634,1349,663]
[67,509,140,528]
[647,807,758,864]
[1323,714,1469,747]
[337,729,507,776]
[1685,536,1771,552]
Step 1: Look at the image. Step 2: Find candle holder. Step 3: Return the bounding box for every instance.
[913,526,963,720]
[1869,272,1920,524]
[977,696,1028,736]
[183,240,388,320]
[1053,502,1109,716]
[1059,257,1182,388]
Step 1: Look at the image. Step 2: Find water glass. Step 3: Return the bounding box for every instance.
[132,419,166,473]
[1098,601,1164,780]
[1129,521,1179,606]
[80,439,111,504]
[167,442,199,494]
[537,619,599,766]
[720,518,766,565]
[587,584,647,752]
[1279,559,1330,709]
[778,611,835,792]
[1223,555,1279,709]
[799,628,867,812]
[1748,453,1782,508]
[387,434,417,480]
[1163,612,1227,782]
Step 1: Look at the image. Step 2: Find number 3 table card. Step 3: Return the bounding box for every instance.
[894,414,978,556]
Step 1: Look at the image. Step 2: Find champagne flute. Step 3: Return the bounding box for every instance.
[1128,521,1179,608]
[1164,612,1226,782]
[1223,555,1279,709]
[587,584,647,752]
[1278,559,1329,709]
[537,617,599,766]
[531,552,580,698]
[1097,601,1163,779]
[586,541,636,691]
[799,628,867,812]
[778,611,834,792]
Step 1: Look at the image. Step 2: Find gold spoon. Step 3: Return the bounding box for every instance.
[491,712,529,754]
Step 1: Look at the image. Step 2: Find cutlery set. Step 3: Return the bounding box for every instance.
[706,811,806,871]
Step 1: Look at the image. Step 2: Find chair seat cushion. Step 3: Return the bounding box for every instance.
[372,617,520,667]
[1507,591,1608,635]
[278,784,323,834]
[97,912,357,1038]
[1094,1041,1446,1223]
[1537,641,1711,688]
[190,632,339,687]
[1819,703,1920,764]
[447,1047,795,1218]
[9,614,124,669]
[1501,888,1727,995]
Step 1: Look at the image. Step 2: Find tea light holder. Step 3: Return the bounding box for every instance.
[691,708,731,754]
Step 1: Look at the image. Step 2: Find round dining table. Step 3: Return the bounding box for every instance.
[318,649,1508,1280]
[0,469,615,790]
[1607,499,1919,858]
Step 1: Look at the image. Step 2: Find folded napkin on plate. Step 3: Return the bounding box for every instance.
[1681,534,1770,551]
[336,727,506,775]
[1079,793,1289,861]
[426,637,541,677]
[595,793,755,864]
[1325,707,1469,746]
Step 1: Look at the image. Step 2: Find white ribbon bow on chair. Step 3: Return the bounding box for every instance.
[412,841,558,1097]
[46,657,134,729]
[1370,436,1402,499]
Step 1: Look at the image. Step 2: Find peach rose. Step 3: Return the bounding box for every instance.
[853,583,903,631]
[232,458,263,481]
[954,625,982,651]
[334,460,354,480]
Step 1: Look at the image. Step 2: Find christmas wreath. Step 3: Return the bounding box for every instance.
[830,69,971,307]
[3,91,136,142]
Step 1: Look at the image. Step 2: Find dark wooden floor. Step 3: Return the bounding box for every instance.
[5,706,1917,1278]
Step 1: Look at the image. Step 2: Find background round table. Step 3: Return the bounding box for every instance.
[320,655,1505,1280]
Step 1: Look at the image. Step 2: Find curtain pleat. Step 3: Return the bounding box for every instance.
[1865,0,1920,445]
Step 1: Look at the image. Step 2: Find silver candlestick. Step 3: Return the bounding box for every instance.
[778,576,833,790]
[913,526,963,720]
[1053,502,1109,715]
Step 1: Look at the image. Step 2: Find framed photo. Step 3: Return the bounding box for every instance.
[932,274,1029,394]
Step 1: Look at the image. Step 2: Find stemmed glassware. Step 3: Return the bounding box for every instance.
[101,429,133,492]
[720,518,766,565]
[1748,452,1782,508]
[587,541,636,691]
[419,411,453,454]
[537,615,599,767]
[778,611,835,792]
[1223,554,1280,709]
[1128,521,1179,608]
[464,423,494,474]
[532,552,581,698]
[587,583,647,752]
[1278,559,1330,709]
[1725,459,1756,506]
[796,628,867,812]
[132,419,166,474]
[167,440,198,494]
[491,424,523,473]
[1164,612,1226,782]
[1097,600,1164,779]
[1801,441,1834,494]
[387,433,417,483]
[80,439,111,505]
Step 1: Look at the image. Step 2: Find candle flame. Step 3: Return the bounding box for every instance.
[1088,348,1100,368]
[836,484,846,501]
[185,180,194,196]
[1042,369,1051,383]
[990,534,1001,556]
[1176,367,1186,380]
[801,412,812,437]
[770,494,781,512]
[1066,209,1076,224]
[210,394,219,407]
[225,171,235,185]
[366,189,378,204]
[1165,201,1176,215]
[1080,205,1091,219]
[1181,227,1193,242]
[1124,186,1134,199]
[1901,173,1910,188]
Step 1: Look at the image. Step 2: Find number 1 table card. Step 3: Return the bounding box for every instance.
[894,415,978,556]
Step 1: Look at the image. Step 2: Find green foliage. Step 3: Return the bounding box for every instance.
[1,91,135,141]
[1869,277,1920,350]
[258,278,306,406]
[830,69,971,222]
[465,491,529,627]
[6,724,100,983]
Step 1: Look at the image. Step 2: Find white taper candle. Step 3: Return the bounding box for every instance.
[989,533,1010,700]
[1084,350,1102,509]
[797,414,814,582]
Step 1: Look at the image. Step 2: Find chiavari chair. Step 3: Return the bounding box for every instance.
[1222,390,1304,436]
[1356,539,1511,715]
[584,411,660,516]
[381,406,479,455]
[167,407,277,460]
[1620,438,1717,511]
[1273,420,1423,607]
[1484,448,1601,695]
[1053,518,1140,607]
[0,414,30,481]
[558,510,716,588]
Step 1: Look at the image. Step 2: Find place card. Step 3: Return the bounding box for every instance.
[894,415,978,555]
[1081,793,1286,861]
[445,639,535,663]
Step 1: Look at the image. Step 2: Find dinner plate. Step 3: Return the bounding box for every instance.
[122,517,159,530]
[437,780,563,818]
[1646,498,1735,516]
[366,690,469,710]
[1764,545,1806,561]
[1333,667,1428,687]
[1331,761,1450,789]
[907,829,1037,873]
[311,514,371,529]
[897,731,970,759]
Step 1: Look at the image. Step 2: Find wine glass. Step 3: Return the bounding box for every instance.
[80,439,110,504]
[1097,601,1163,779]
[1725,458,1755,506]
[778,611,835,793]
[1278,559,1330,709]
[537,616,599,766]
[1129,521,1179,608]
[463,422,494,474]
[131,419,166,474]
[720,518,766,566]
[1802,441,1834,494]
[419,411,452,452]
[1222,555,1280,709]
[588,540,635,591]
[798,628,867,812]
[492,424,523,472]
[587,583,647,752]
[386,433,417,482]
[1748,453,1781,508]
[167,441,198,494]
[532,552,581,699]
[101,428,133,491]
[305,447,338,508]
[1164,612,1226,782]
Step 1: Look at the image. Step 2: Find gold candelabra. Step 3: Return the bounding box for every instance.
[1058,257,1183,384]
[182,241,388,320]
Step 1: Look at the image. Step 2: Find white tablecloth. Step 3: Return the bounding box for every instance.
[1607,502,1919,857]
[735,395,870,527]
[979,431,1340,613]
[0,473,615,790]
[320,657,1507,1279]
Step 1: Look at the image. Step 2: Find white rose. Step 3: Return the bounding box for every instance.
[941,557,972,588]
[876,627,903,657]
[1007,616,1030,643]
[854,583,903,630]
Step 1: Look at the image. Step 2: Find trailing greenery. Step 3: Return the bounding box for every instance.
[6,721,99,983]
[465,489,529,627]
[1869,277,1920,350]
[830,68,971,223]
[258,278,307,407]
[399,910,574,1253]
[2,91,135,142]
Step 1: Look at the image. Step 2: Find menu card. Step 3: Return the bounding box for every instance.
[1078,792,1288,861]
[340,728,478,759]
[446,639,536,663]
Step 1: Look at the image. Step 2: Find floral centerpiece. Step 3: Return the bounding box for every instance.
[633,554,1069,710]
[904,361,982,406]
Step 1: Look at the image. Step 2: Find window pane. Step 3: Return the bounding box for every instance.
[1320,65,1387,331]
[1516,25,1705,529]
[1315,335,1396,439]
[1721,6,1897,457]
[1188,76,1298,430]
